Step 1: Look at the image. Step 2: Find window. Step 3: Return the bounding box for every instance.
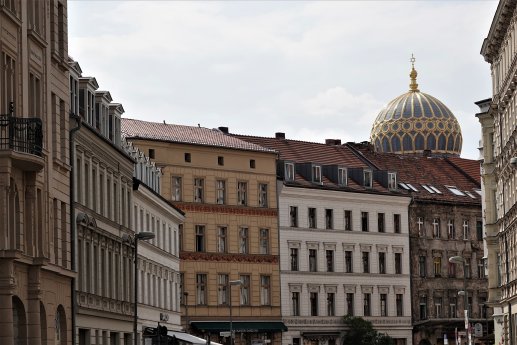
[249,159,256,169]
[338,167,347,186]
[394,214,401,233]
[260,276,271,305]
[395,253,402,274]
[285,162,295,181]
[419,296,427,320]
[148,149,155,159]
[478,259,485,278]
[363,293,371,316]
[290,206,298,227]
[309,249,318,272]
[396,294,403,316]
[344,210,352,230]
[184,153,191,162]
[327,293,335,316]
[217,156,224,166]
[465,259,471,279]
[378,213,385,232]
[195,225,205,252]
[290,248,299,271]
[448,261,456,277]
[361,212,369,232]
[239,275,250,305]
[1,53,16,113]
[29,73,41,117]
[325,209,333,229]
[259,228,269,254]
[346,293,354,316]
[216,180,226,204]
[312,165,322,183]
[239,227,249,254]
[237,182,247,206]
[449,296,457,318]
[476,220,483,241]
[419,256,426,277]
[362,252,369,273]
[291,292,300,316]
[432,218,440,238]
[379,252,386,274]
[447,219,455,239]
[310,292,319,316]
[388,172,397,190]
[433,256,442,277]
[417,217,425,237]
[463,220,469,240]
[435,296,443,318]
[171,176,182,201]
[218,274,229,305]
[363,169,372,188]
[258,183,268,207]
[446,185,466,196]
[196,274,207,305]
[326,250,334,272]
[380,294,387,316]
[345,251,353,273]
[217,226,227,253]
[308,208,317,228]
[194,178,204,203]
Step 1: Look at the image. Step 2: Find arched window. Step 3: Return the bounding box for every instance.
[427,134,437,151]
[402,134,413,152]
[438,134,447,151]
[415,134,425,150]
[55,305,66,345]
[40,302,47,345]
[391,136,401,152]
[454,136,462,152]
[447,135,454,151]
[12,296,27,345]
[382,137,391,153]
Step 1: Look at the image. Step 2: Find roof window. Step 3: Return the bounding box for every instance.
[421,184,435,194]
[465,191,476,199]
[474,189,482,196]
[429,185,442,194]
[406,183,418,192]
[285,162,295,182]
[388,172,397,190]
[398,182,410,190]
[446,186,466,196]
[312,165,322,184]
[363,169,372,188]
[338,167,348,186]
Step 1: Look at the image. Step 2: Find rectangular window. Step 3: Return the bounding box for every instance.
[258,183,268,207]
[417,217,425,237]
[308,208,317,228]
[396,294,403,316]
[290,206,298,227]
[388,172,397,190]
[184,153,191,162]
[327,293,335,316]
[363,170,372,188]
[239,227,249,254]
[326,250,334,272]
[344,210,352,230]
[291,292,300,316]
[325,209,333,229]
[217,156,224,166]
[395,253,402,274]
[380,294,388,316]
[195,225,205,252]
[363,293,371,316]
[309,249,317,272]
[448,261,456,277]
[379,252,386,274]
[218,274,229,305]
[345,251,353,273]
[338,167,347,186]
[196,274,207,305]
[285,162,295,181]
[476,220,483,241]
[448,219,455,239]
[260,275,271,305]
[239,275,250,306]
[378,213,385,232]
[249,159,256,169]
[433,218,440,238]
[361,212,369,232]
[217,226,227,253]
[346,293,354,316]
[394,214,401,233]
[237,182,247,206]
[259,228,269,254]
[29,73,41,117]
[419,296,427,320]
[1,53,16,113]
[478,259,485,278]
[216,180,226,204]
[419,256,426,277]
[463,220,469,240]
[434,256,442,277]
[435,296,443,318]
[312,165,322,183]
[362,252,369,273]
[194,178,204,203]
[465,259,471,279]
[449,296,457,318]
[310,292,319,316]
[290,248,299,271]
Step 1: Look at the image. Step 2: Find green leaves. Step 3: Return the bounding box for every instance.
[341,316,394,345]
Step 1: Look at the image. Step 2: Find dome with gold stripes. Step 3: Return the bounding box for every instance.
[370,57,462,156]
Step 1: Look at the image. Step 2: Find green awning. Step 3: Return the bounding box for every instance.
[191,321,287,333]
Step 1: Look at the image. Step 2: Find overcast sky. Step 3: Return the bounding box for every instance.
[68,1,498,160]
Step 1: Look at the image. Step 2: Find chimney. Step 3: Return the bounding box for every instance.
[325,139,342,146]
[275,132,285,139]
[218,126,229,134]
[423,149,432,157]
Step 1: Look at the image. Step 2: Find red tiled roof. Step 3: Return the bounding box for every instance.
[446,157,481,184]
[121,119,275,153]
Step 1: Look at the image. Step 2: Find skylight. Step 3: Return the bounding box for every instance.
[446,186,466,196]
[429,185,442,194]
[464,191,476,199]
[421,184,435,194]
[398,182,410,190]
[474,189,482,196]
[406,183,419,192]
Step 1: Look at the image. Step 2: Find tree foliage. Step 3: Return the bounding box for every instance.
[341,315,394,345]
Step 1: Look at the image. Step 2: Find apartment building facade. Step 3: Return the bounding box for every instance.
[0,1,73,344]
[122,120,284,345]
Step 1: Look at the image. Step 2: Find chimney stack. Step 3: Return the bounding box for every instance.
[218,126,229,134]
[275,132,285,139]
[325,139,342,146]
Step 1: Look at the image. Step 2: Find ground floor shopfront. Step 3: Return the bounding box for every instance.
[413,319,493,345]
[190,320,286,345]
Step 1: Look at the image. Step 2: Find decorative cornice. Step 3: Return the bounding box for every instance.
[173,202,278,217]
[180,251,279,264]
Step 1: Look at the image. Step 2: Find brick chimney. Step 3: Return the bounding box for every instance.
[218,126,229,134]
[325,139,342,146]
[275,132,285,139]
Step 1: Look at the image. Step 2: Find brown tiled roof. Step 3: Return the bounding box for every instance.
[121,119,275,153]
[446,157,481,184]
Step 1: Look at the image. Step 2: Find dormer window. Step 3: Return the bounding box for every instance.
[312,165,322,184]
[363,169,372,188]
[388,172,397,190]
[338,167,347,186]
[285,162,295,181]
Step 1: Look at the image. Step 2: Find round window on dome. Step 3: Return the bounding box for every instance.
[427,122,434,129]
[415,122,422,129]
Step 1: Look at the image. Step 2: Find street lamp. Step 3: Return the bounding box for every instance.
[183,292,189,333]
[449,256,471,345]
[229,280,243,345]
[123,231,156,345]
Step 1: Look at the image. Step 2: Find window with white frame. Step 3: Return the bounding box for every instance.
[260,275,271,305]
[447,219,455,239]
[388,172,397,190]
[196,274,207,305]
[449,296,457,318]
[218,274,229,305]
[259,228,269,254]
[239,227,249,254]
[432,218,440,238]
[285,162,295,181]
[463,220,469,240]
[258,183,268,207]
[417,217,425,237]
[216,180,225,204]
[217,226,227,253]
[435,296,443,318]
[194,178,204,203]
[237,182,247,206]
[171,176,182,201]
[338,167,347,186]
[239,275,250,305]
[363,170,372,188]
[312,165,322,184]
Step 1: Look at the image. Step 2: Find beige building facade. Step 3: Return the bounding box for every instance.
[122,120,285,345]
[0,0,73,344]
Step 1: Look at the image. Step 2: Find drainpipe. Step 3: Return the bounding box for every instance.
[69,112,82,345]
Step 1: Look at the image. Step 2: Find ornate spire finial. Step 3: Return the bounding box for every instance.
[409,53,419,92]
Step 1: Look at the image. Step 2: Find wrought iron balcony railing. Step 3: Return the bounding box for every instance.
[0,114,43,156]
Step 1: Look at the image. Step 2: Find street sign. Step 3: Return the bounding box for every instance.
[220,332,231,337]
[474,323,483,337]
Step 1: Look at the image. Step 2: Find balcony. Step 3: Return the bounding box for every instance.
[0,114,44,171]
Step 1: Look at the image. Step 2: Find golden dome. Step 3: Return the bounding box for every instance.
[370,57,462,156]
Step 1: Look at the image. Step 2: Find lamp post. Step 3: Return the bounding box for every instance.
[229,280,243,345]
[124,231,155,345]
[183,292,189,333]
[449,256,471,345]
